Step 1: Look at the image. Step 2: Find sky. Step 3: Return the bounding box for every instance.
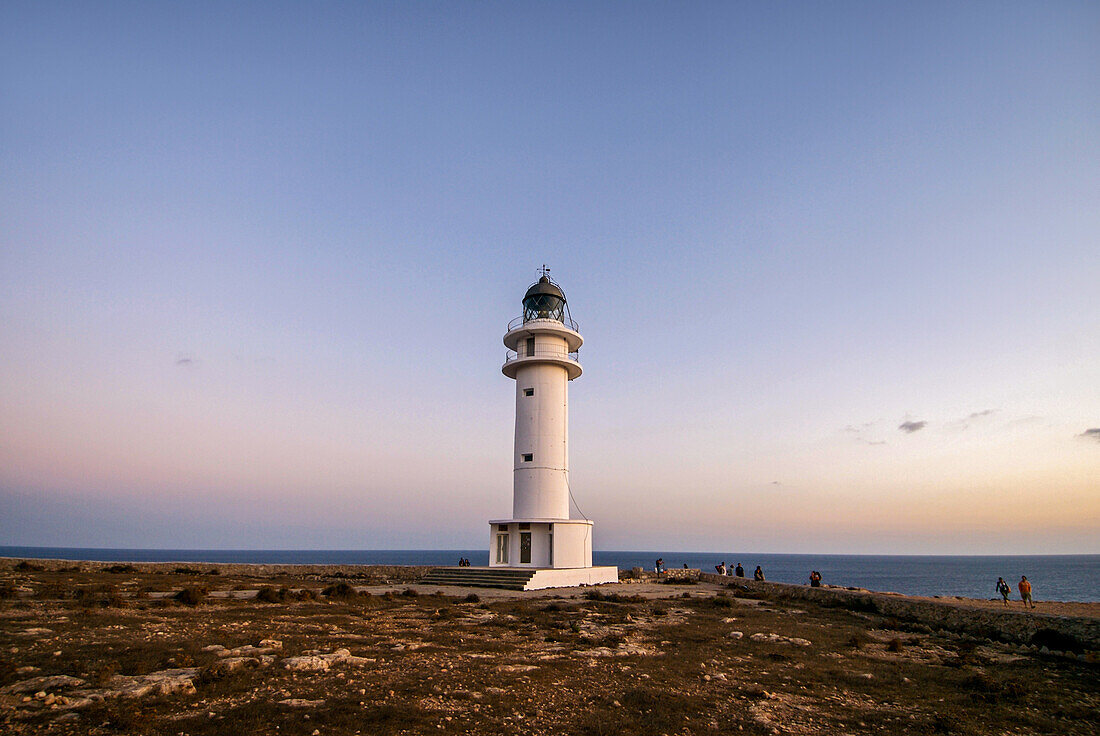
[1,2,1097,555]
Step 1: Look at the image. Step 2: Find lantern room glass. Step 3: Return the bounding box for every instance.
[523,294,565,323]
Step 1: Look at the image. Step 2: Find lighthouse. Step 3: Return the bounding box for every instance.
[487,270,618,589]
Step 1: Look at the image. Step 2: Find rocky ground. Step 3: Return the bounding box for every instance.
[0,564,1097,735]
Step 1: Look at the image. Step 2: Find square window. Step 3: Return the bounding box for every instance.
[522,453,533,462]
[523,388,534,397]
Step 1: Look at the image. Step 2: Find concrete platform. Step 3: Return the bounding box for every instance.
[525,566,619,590]
[421,566,619,591]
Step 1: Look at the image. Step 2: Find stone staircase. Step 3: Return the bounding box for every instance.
[419,567,538,591]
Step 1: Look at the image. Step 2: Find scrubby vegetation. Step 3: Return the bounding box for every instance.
[0,565,1096,736]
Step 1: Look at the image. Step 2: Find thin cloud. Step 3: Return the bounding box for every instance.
[898,420,927,434]
[946,408,998,431]
[175,354,198,368]
[843,420,887,446]
[1078,428,1100,443]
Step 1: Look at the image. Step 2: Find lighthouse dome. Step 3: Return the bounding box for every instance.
[522,276,567,323]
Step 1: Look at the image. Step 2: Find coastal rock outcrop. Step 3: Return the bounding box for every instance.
[281,648,372,672]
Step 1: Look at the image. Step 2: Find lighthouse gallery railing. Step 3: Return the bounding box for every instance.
[504,347,581,364]
[507,315,580,332]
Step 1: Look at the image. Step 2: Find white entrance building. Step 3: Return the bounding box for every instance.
[488,273,618,589]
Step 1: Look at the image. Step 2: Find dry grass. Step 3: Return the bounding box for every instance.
[0,568,1097,735]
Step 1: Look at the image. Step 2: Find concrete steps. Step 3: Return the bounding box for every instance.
[419,567,538,591]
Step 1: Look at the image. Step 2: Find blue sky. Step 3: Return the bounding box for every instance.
[2,2,1097,554]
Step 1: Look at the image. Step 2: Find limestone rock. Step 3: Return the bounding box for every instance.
[279,698,325,707]
[106,668,198,698]
[1,675,86,695]
[204,657,260,677]
[281,648,371,672]
[749,633,812,646]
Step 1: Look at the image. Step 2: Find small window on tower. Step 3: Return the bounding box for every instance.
[524,388,534,397]
[522,453,533,462]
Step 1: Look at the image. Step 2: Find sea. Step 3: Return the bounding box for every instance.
[2,547,1097,602]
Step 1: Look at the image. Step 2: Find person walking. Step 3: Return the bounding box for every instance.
[996,577,1011,606]
[1018,576,1034,608]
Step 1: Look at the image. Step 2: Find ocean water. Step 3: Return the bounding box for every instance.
[2,547,1097,602]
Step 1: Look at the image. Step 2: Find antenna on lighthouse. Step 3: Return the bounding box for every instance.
[539,264,551,279]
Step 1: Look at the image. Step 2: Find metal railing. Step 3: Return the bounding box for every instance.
[505,347,581,364]
[507,314,580,332]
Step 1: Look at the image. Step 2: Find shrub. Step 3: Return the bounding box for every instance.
[173,567,203,575]
[461,593,480,604]
[15,561,43,572]
[711,596,734,608]
[400,588,419,598]
[323,582,358,600]
[76,585,126,608]
[886,638,904,652]
[104,564,138,574]
[0,582,16,599]
[256,586,283,603]
[174,586,208,605]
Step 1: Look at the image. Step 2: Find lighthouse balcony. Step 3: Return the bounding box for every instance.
[503,347,582,380]
[503,317,583,353]
[508,314,579,333]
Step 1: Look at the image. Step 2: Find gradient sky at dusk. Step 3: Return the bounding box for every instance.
[2,2,1097,554]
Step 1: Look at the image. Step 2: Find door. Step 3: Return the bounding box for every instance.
[495,534,509,564]
[520,532,532,564]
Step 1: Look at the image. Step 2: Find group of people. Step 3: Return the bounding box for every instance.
[456,557,472,567]
[996,575,1035,608]
[710,561,764,580]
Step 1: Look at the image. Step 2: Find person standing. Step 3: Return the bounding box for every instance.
[996,577,1011,606]
[735,563,744,577]
[715,561,727,575]
[1018,576,1034,608]
[809,570,821,587]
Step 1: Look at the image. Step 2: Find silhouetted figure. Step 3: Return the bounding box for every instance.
[809,570,821,587]
[754,566,765,581]
[996,577,1010,605]
[735,563,744,577]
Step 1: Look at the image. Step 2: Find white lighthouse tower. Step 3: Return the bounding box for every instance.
[487,269,618,589]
